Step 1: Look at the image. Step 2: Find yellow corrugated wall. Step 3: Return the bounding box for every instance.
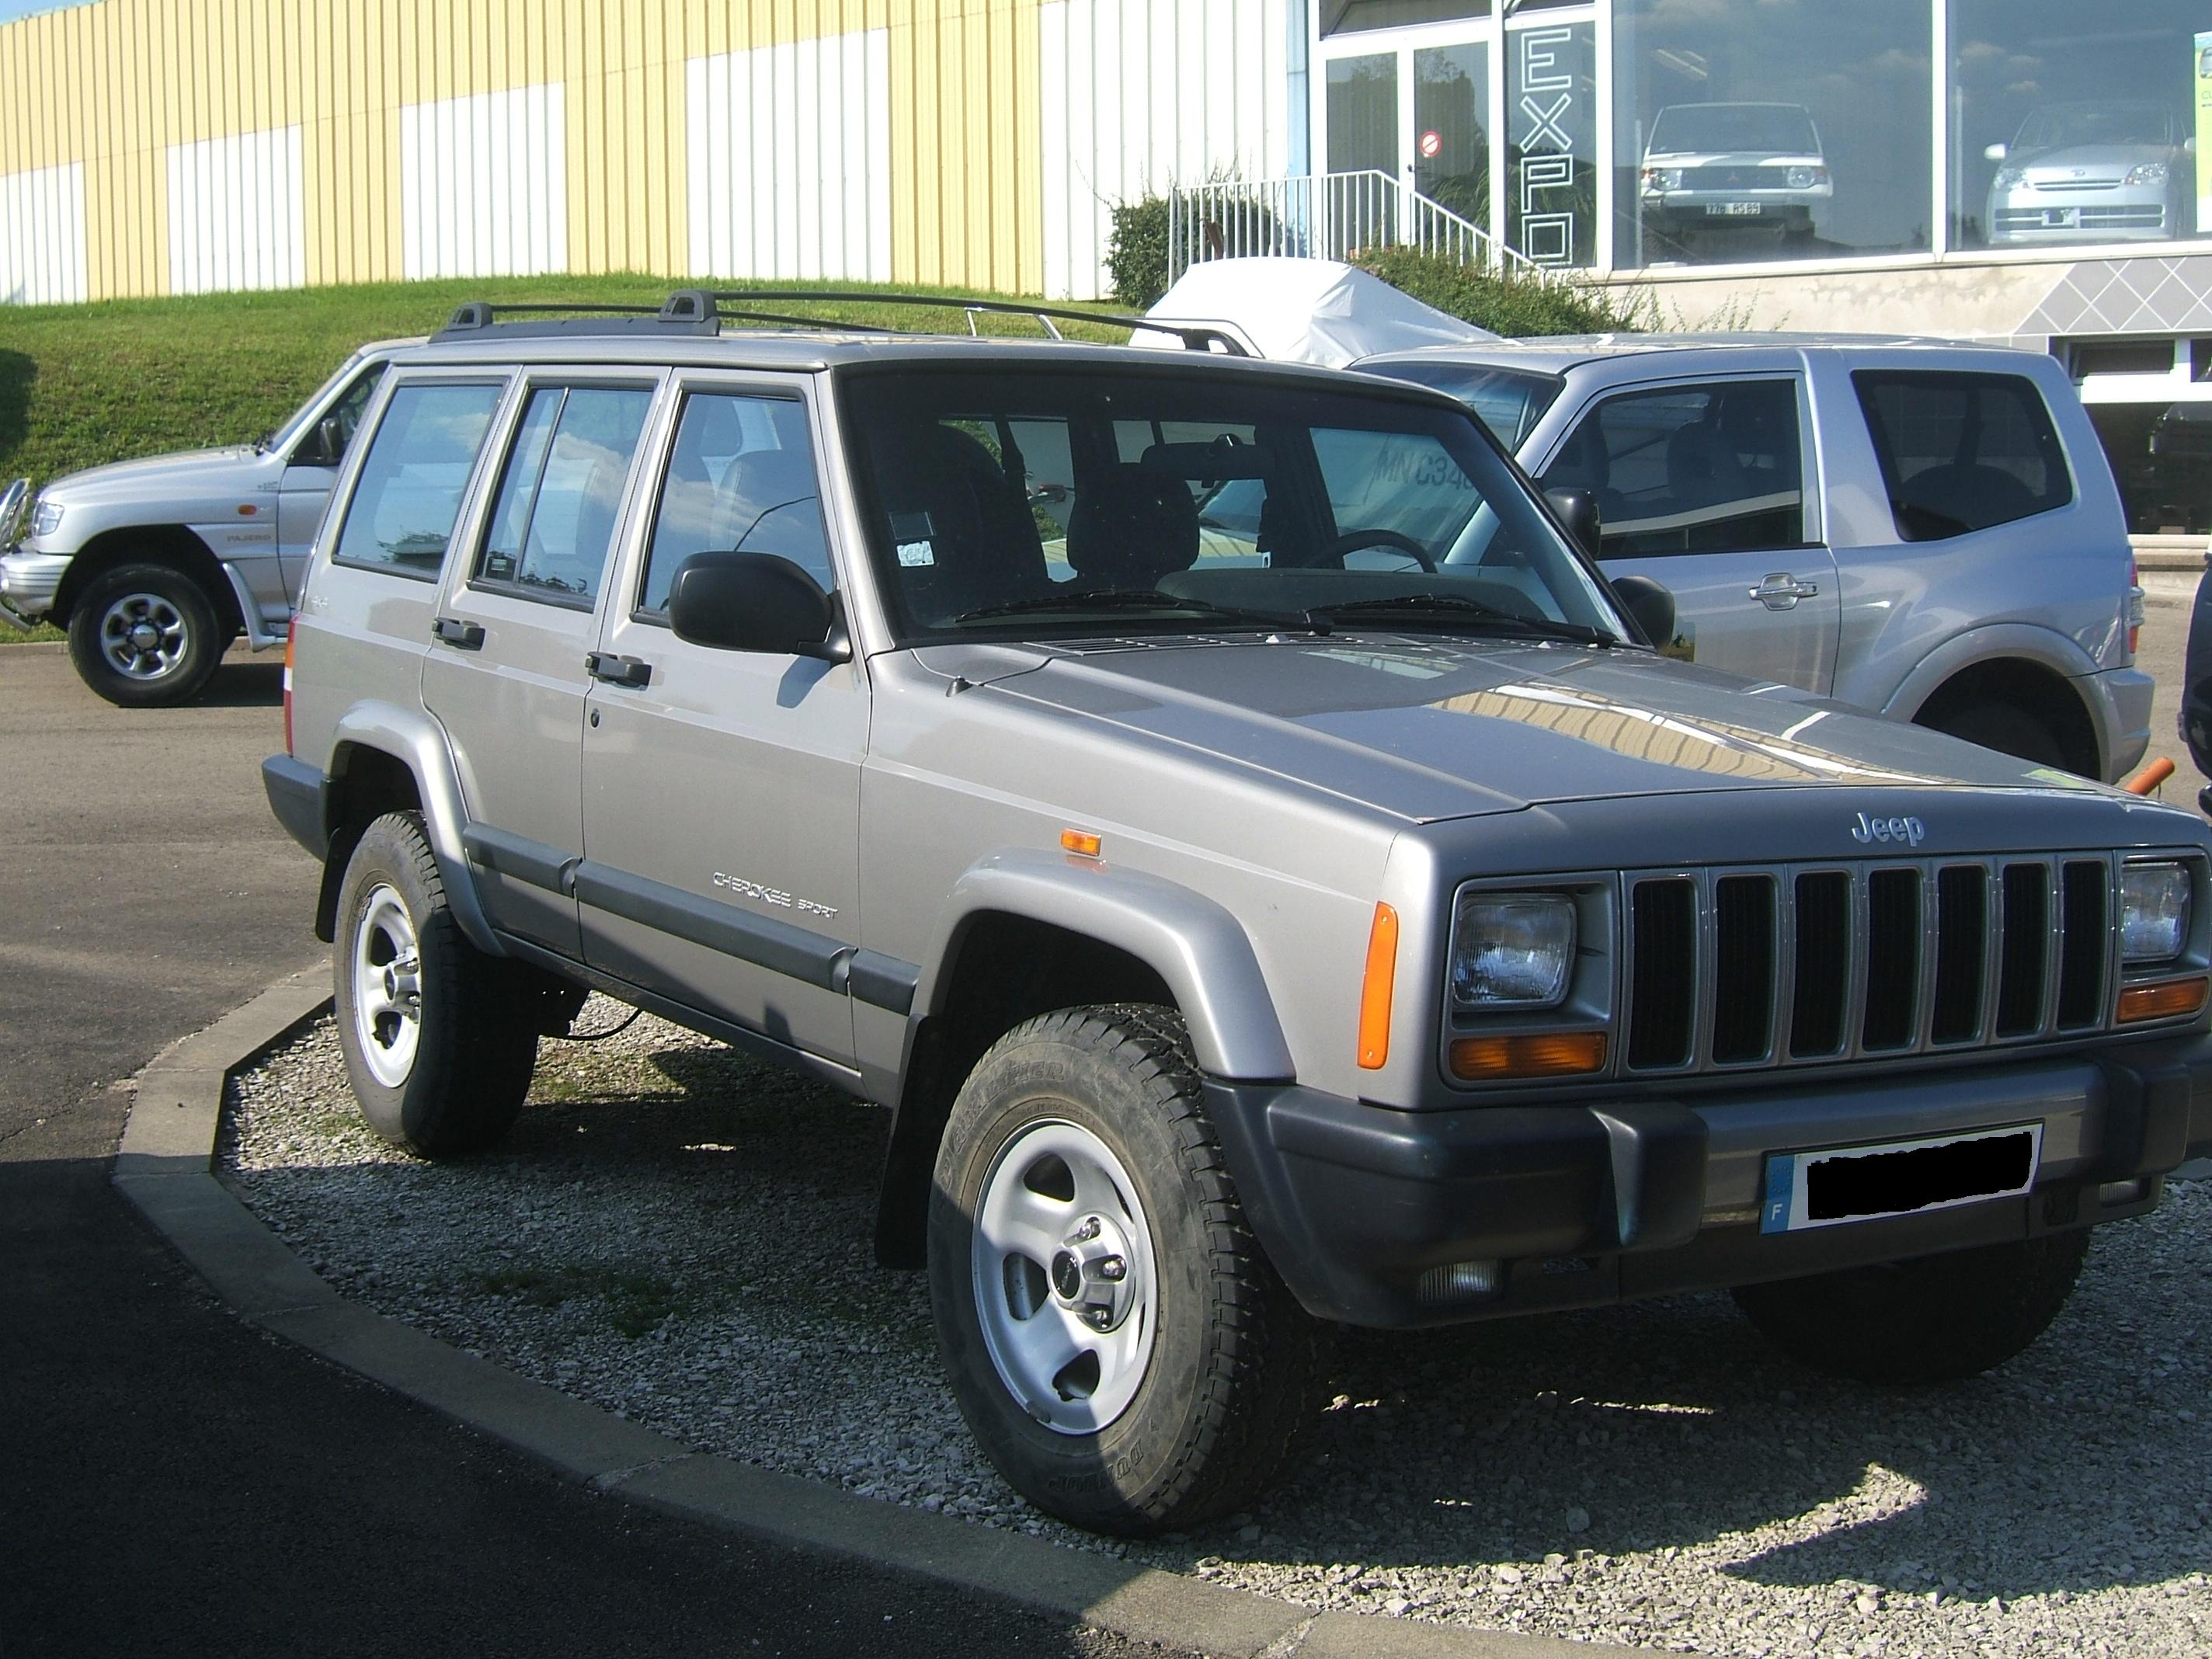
[0,0,1049,301]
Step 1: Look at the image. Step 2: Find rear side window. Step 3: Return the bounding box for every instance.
[332,382,504,577]
[1538,379,1806,558]
[475,384,656,606]
[1853,370,2072,542]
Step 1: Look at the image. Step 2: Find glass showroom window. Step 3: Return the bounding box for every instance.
[1612,0,1931,267]
[1508,20,1596,269]
[1950,0,2206,252]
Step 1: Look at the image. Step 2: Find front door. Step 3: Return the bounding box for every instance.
[421,374,661,958]
[579,379,864,1067]
[1535,374,1841,691]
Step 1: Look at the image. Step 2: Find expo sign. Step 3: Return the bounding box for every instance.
[1515,26,1580,266]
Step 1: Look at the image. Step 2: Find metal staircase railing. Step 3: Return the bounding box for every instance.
[1165,171,1546,285]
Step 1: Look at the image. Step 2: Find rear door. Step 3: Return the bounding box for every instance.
[577,375,865,1068]
[1535,373,1841,690]
[420,372,662,959]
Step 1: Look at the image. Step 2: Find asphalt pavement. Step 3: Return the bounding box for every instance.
[0,643,1166,1659]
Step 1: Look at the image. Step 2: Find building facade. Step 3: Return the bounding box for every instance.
[5,1,2212,533]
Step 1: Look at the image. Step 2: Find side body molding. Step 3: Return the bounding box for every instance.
[328,700,502,955]
[915,849,1296,1082]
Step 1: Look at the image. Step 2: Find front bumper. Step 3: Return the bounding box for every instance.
[1208,1034,2212,1327]
[0,548,71,627]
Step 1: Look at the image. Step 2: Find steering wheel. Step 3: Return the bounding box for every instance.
[1327,527,1436,572]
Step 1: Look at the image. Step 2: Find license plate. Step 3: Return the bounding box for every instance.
[1759,1122,2041,1234]
[1706,202,1764,217]
[2043,208,2076,228]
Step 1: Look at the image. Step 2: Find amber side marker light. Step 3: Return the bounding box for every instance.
[1450,1031,1609,1081]
[2116,976,2210,1024]
[1059,828,1102,858]
[1357,903,1399,1069]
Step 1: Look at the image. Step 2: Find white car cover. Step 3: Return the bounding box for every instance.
[1132,256,1498,367]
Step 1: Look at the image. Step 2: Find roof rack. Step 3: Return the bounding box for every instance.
[433,292,721,341]
[428,287,1249,356]
[699,289,1249,356]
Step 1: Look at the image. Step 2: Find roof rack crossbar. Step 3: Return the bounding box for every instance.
[697,289,1248,356]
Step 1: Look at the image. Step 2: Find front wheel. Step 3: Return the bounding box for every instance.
[332,811,540,1157]
[928,1005,1325,1535]
[1731,1229,2090,1385]
[66,562,224,707]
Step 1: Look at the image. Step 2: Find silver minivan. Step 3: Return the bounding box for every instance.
[1358,336,2151,783]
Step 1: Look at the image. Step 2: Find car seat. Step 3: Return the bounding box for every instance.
[715,444,833,590]
[1664,413,1751,510]
[1066,462,1200,590]
[870,421,1051,621]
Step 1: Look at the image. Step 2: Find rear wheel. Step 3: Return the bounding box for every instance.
[66,562,224,707]
[927,1004,1325,1535]
[1917,699,2072,774]
[332,811,539,1157]
[1731,1230,2090,1385]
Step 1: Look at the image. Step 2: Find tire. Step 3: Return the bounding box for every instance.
[1731,1229,2090,1386]
[1918,699,2073,774]
[66,562,225,708]
[927,1004,1326,1536]
[332,811,539,1158]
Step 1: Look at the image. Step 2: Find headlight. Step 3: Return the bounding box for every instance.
[1993,167,2025,190]
[2121,862,2192,963]
[2126,162,2169,186]
[1785,166,1818,190]
[1451,892,1576,1008]
[1641,167,1682,193]
[30,498,64,537]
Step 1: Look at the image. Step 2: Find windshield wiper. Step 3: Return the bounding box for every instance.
[1316,593,1621,647]
[953,588,1329,635]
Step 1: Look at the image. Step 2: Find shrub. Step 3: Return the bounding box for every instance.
[1106,196,1171,308]
[1355,246,1654,338]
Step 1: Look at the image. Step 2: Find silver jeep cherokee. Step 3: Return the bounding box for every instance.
[266,292,2212,1536]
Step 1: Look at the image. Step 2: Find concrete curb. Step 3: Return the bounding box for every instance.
[113,970,1617,1659]
[1,638,67,653]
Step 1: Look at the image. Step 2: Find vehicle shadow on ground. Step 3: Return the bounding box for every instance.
[198,660,284,708]
[0,351,30,466]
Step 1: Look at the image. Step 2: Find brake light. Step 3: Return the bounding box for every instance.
[283,614,297,756]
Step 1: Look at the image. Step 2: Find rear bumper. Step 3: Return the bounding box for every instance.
[2087,663,2155,781]
[1208,1034,2212,1328]
[262,754,326,857]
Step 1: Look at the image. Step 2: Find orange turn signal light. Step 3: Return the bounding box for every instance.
[1357,903,1399,1069]
[1059,828,1102,858]
[2116,976,2210,1024]
[1449,1031,1609,1081]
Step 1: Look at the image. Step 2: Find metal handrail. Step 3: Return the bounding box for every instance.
[1165,171,1548,286]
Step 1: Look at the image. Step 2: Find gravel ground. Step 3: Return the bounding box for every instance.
[221,1007,2212,1656]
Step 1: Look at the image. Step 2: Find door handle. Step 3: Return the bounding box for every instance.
[1748,572,1820,611]
[586,651,653,687]
[432,616,485,649]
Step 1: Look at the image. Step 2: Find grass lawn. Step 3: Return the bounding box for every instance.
[0,273,1130,643]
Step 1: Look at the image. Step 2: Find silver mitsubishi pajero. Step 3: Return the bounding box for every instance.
[265,292,2212,1536]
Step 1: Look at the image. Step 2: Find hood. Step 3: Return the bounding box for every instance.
[939,636,2106,824]
[2012,143,2172,177]
[42,444,264,505]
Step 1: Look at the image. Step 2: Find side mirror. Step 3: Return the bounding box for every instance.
[1984,141,2008,162]
[1610,574,1676,649]
[669,551,848,661]
[1544,487,1602,558]
[318,417,346,463]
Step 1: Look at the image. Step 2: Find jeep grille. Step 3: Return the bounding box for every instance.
[1622,857,2113,1074]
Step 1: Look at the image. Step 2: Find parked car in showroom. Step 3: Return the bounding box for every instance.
[269,289,2212,1536]
[0,339,407,704]
[1984,101,2192,246]
[1356,334,2152,783]
[1637,102,1832,254]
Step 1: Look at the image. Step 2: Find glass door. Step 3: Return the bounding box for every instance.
[1321,29,1497,255]
[1414,41,1493,235]
[1325,53,1401,249]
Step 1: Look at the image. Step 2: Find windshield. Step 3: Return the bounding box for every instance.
[266,351,381,455]
[1357,360,1565,450]
[1647,103,1818,158]
[838,364,1629,646]
[2015,103,2175,151]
